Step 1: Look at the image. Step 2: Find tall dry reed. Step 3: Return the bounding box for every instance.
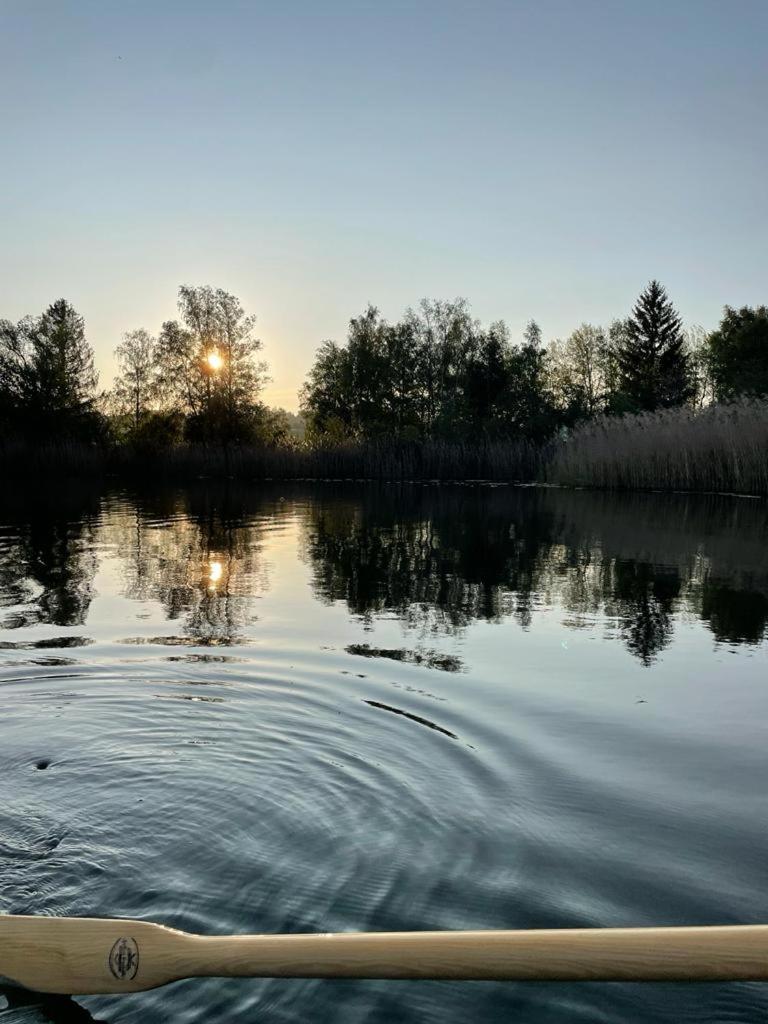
[546,400,768,494]
[0,437,542,483]
[121,438,543,482]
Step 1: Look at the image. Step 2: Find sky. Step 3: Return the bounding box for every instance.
[1,1,766,411]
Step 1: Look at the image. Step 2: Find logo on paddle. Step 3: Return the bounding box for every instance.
[108,937,139,981]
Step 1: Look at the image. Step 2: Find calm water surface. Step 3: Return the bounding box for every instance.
[1,483,767,1023]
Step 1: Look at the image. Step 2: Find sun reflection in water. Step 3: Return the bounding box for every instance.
[207,560,223,589]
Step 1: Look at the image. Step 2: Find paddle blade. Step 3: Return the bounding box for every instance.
[0,915,193,995]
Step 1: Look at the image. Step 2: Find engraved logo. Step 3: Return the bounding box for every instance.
[108,937,139,981]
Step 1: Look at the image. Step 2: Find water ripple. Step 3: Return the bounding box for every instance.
[1,485,767,1023]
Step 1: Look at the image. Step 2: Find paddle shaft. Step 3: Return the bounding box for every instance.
[183,925,768,982]
[4,917,768,993]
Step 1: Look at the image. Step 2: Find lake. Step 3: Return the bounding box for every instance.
[1,482,767,1023]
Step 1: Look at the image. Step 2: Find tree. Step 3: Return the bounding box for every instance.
[183,286,266,437]
[0,299,100,438]
[615,281,692,411]
[300,300,561,445]
[267,407,305,442]
[707,305,768,400]
[604,318,631,410]
[504,322,555,440]
[547,323,611,419]
[523,319,542,348]
[344,305,390,437]
[683,324,715,408]
[405,298,478,437]
[0,316,35,424]
[154,319,199,416]
[113,328,157,429]
[300,340,353,441]
[463,322,511,436]
[31,300,98,417]
[302,301,481,443]
[253,406,301,447]
[383,318,420,439]
[155,286,267,443]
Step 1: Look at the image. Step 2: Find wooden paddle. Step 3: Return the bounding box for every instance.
[1,916,767,995]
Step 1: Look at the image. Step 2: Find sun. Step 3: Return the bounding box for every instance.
[205,349,223,372]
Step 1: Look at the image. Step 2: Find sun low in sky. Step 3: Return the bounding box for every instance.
[206,350,224,373]
[0,1,765,411]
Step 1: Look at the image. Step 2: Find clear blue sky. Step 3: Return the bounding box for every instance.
[1,0,765,410]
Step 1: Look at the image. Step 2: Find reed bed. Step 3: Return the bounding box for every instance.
[0,439,108,478]
[0,437,542,483]
[3,403,765,493]
[546,400,768,494]
[118,438,543,482]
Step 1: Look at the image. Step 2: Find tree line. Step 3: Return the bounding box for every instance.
[301,282,768,443]
[0,280,766,457]
[0,285,289,450]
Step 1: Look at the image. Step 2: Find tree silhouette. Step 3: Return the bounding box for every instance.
[31,300,97,416]
[176,285,267,444]
[112,328,158,430]
[0,490,100,629]
[300,339,354,442]
[616,281,692,411]
[609,560,680,665]
[0,299,100,440]
[707,305,768,400]
[300,299,558,445]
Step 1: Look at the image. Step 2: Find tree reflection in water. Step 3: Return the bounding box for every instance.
[0,487,100,632]
[300,485,768,665]
[98,488,287,645]
[1,483,766,663]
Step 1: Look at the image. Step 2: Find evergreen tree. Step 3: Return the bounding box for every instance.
[616,281,692,411]
[0,299,100,438]
[31,299,98,417]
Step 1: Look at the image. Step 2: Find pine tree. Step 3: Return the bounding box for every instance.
[31,299,98,415]
[617,281,692,411]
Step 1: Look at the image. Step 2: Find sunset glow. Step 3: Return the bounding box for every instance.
[206,350,223,372]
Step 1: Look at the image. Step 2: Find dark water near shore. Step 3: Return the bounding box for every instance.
[1,482,767,1023]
